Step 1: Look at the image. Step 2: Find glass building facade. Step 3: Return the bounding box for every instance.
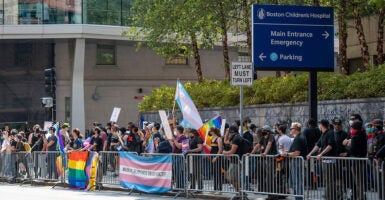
[0,0,134,26]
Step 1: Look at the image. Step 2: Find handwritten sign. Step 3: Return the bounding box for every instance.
[110,107,121,122]
[158,110,173,139]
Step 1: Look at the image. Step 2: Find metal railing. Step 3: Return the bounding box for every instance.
[305,156,379,200]
[0,151,385,200]
[241,155,305,199]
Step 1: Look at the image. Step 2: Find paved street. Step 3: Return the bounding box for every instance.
[0,183,200,200]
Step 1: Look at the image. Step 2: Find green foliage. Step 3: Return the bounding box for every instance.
[139,65,385,111]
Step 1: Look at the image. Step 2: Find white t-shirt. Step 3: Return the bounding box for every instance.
[278,134,292,153]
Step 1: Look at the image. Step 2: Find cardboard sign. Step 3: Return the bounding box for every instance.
[158,110,173,139]
[220,119,226,137]
[110,107,121,122]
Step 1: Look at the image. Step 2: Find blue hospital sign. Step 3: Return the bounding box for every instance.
[252,5,334,71]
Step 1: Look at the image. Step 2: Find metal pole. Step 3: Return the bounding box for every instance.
[240,86,243,136]
[309,71,317,121]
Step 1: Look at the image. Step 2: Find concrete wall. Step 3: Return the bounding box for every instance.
[141,97,385,131]
[346,14,384,61]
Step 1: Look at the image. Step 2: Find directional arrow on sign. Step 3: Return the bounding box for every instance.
[322,31,329,39]
[259,53,267,61]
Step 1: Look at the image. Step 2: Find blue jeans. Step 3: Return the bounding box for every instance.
[289,159,303,200]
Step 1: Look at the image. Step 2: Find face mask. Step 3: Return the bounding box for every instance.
[366,128,375,133]
[349,120,354,126]
[173,131,177,136]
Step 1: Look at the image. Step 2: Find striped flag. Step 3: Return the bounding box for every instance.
[198,116,222,153]
[175,80,203,130]
[68,151,89,189]
[119,152,172,193]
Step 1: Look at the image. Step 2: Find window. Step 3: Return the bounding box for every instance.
[96,44,116,65]
[348,57,365,74]
[165,56,188,65]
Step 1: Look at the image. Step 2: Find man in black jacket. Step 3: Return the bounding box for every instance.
[343,121,367,200]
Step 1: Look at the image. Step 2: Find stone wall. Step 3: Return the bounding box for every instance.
[141,97,385,130]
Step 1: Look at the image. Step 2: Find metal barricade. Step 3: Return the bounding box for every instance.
[186,154,240,197]
[0,151,34,183]
[241,155,304,199]
[141,153,187,195]
[32,151,63,183]
[305,156,379,200]
[97,151,137,187]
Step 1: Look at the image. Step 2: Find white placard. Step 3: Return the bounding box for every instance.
[43,121,53,131]
[158,110,173,139]
[110,107,121,122]
[231,62,253,86]
[220,119,226,137]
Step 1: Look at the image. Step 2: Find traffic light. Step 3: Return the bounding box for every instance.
[44,68,56,94]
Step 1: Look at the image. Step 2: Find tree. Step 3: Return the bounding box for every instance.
[129,0,218,83]
[369,0,385,65]
[351,0,371,71]
[337,0,349,73]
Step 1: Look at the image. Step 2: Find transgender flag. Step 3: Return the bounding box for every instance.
[119,152,172,193]
[175,80,203,130]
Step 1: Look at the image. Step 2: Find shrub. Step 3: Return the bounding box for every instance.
[138,65,385,111]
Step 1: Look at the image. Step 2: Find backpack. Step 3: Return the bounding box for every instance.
[370,131,385,155]
[23,142,31,152]
[240,137,253,155]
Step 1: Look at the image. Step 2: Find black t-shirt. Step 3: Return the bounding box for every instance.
[232,136,244,159]
[302,127,322,154]
[334,129,349,154]
[316,129,337,157]
[289,134,307,158]
[259,134,278,155]
[189,136,203,153]
[350,129,367,157]
[90,136,103,152]
[31,134,43,151]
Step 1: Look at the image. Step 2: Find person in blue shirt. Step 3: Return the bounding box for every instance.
[66,128,84,152]
[47,127,58,179]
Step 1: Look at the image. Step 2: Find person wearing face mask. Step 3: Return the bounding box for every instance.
[46,127,58,179]
[343,121,367,200]
[186,129,203,190]
[66,128,84,152]
[307,119,337,200]
[332,117,349,199]
[169,125,186,189]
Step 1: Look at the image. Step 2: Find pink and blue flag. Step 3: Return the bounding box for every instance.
[175,80,203,130]
[119,152,172,193]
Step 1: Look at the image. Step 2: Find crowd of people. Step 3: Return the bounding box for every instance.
[1,113,385,199]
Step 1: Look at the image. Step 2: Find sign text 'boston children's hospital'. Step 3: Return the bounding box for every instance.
[252,5,334,71]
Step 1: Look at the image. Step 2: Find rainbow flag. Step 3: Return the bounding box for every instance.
[54,122,67,175]
[68,151,89,189]
[56,154,64,177]
[85,152,99,191]
[198,116,222,153]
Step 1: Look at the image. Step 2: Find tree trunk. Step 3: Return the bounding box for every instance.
[313,0,320,6]
[275,71,281,77]
[242,0,251,52]
[351,2,371,71]
[338,0,348,74]
[376,8,385,66]
[219,1,230,80]
[191,33,203,83]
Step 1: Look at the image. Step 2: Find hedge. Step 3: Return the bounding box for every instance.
[139,65,385,111]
